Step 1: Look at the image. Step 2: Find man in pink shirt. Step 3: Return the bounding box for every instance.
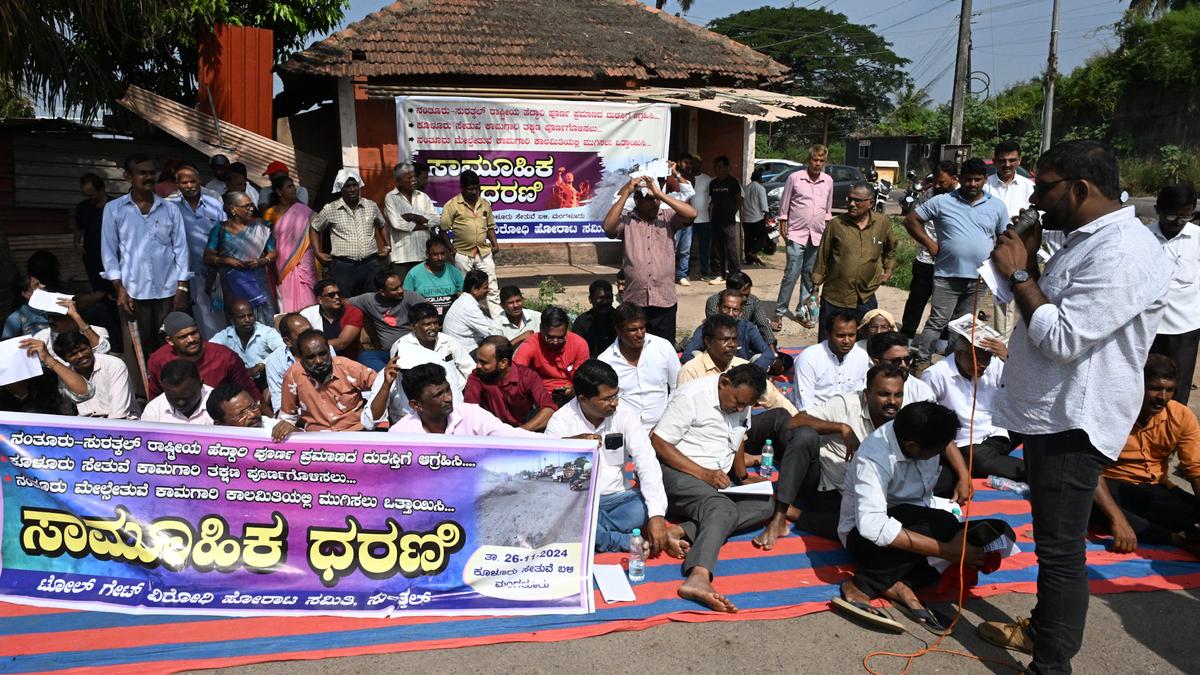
[774,144,834,330]
[389,362,539,437]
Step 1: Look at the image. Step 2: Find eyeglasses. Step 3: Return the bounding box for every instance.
[321,291,342,299]
[1032,177,1073,196]
[231,400,261,422]
[1162,214,1197,225]
[881,355,913,365]
[847,196,872,204]
[236,202,255,210]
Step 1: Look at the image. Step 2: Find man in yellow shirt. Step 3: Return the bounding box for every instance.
[441,170,501,316]
[1090,354,1200,557]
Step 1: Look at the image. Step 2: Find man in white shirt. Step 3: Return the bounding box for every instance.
[922,334,1024,492]
[598,302,679,429]
[984,141,1172,670]
[863,331,936,404]
[391,302,475,383]
[209,298,285,389]
[205,154,231,195]
[141,359,213,425]
[389,362,536,437]
[53,330,138,419]
[983,140,1036,336]
[1147,183,1200,404]
[793,310,871,410]
[489,286,542,349]
[205,383,299,442]
[834,402,981,634]
[681,155,715,282]
[650,365,773,613]
[442,269,492,349]
[546,359,681,555]
[383,162,440,284]
[741,168,769,265]
[32,296,110,364]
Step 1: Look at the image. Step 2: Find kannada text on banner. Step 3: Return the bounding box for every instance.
[0,413,599,616]
[397,96,671,243]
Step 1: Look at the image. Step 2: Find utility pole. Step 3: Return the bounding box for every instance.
[1040,0,1061,154]
[948,0,973,145]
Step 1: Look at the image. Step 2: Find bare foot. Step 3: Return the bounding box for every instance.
[785,505,802,522]
[881,580,922,611]
[665,524,691,559]
[752,513,791,550]
[841,579,872,605]
[678,568,737,613]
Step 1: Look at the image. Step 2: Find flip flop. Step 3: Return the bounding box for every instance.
[895,604,955,635]
[770,318,783,333]
[831,592,905,634]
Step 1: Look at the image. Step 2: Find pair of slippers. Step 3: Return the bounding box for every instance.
[830,588,954,635]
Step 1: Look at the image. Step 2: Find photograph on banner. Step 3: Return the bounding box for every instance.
[397,96,671,243]
[0,413,600,617]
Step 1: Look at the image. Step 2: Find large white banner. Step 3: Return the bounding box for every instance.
[397,96,671,242]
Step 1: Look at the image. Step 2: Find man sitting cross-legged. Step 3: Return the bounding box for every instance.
[864,331,935,404]
[677,314,795,414]
[466,335,556,432]
[390,362,539,437]
[1090,355,1200,558]
[546,359,686,556]
[650,364,774,613]
[833,402,981,634]
[793,309,871,411]
[680,289,774,371]
[598,302,680,429]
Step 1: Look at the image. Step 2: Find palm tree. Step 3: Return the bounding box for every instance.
[1128,0,1195,15]
[655,0,695,12]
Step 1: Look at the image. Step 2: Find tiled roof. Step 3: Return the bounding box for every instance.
[278,0,787,85]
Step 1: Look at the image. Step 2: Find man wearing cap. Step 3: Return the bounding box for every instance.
[310,169,390,298]
[257,161,309,207]
[205,154,231,195]
[145,311,259,401]
[440,170,501,316]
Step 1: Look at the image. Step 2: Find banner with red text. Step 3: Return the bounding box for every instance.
[397,96,671,242]
[0,413,600,616]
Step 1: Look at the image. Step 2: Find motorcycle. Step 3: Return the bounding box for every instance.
[873,178,891,213]
[900,170,925,216]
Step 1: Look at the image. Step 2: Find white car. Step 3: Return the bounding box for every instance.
[755,158,802,183]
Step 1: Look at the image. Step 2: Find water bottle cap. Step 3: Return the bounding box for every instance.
[632,528,641,536]
[764,439,773,446]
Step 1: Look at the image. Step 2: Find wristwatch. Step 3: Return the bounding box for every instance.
[1009,269,1031,286]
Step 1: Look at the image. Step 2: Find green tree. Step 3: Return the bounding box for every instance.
[654,0,694,11]
[1,0,348,121]
[0,77,34,118]
[1129,0,1197,16]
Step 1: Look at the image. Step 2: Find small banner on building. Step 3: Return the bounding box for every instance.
[0,413,599,616]
[397,96,671,242]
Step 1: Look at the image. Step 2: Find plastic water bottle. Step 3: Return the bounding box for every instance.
[760,439,775,479]
[628,529,646,582]
[987,475,1030,496]
[808,295,820,321]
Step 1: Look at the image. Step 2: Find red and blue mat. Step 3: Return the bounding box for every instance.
[2,480,1199,674]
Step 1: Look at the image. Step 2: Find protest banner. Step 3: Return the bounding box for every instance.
[397,96,671,242]
[0,413,600,616]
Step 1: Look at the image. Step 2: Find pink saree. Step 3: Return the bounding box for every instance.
[268,202,317,313]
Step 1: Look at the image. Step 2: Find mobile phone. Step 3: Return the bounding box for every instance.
[603,433,624,450]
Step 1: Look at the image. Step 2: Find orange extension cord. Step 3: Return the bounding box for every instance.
[862,279,1025,674]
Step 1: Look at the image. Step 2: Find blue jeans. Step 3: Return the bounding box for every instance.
[775,240,820,317]
[693,222,712,276]
[356,350,389,372]
[596,488,649,553]
[674,225,692,281]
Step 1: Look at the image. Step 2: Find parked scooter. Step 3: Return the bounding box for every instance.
[900,170,925,215]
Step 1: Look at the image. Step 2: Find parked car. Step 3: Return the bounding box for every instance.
[754,158,802,183]
[765,164,865,218]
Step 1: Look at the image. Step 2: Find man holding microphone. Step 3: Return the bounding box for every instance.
[981,140,1171,673]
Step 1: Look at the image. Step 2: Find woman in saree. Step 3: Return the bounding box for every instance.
[204,191,278,325]
[262,174,316,312]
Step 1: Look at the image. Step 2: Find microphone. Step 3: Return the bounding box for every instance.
[1012,208,1040,235]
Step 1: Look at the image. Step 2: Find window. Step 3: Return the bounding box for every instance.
[857,140,871,159]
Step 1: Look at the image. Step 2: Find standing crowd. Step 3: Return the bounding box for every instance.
[2,139,1199,672]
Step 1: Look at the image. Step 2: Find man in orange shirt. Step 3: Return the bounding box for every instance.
[279,330,393,432]
[513,306,589,407]
[1091,354,1200,557]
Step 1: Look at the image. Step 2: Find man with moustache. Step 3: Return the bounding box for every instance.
[141,360,213,425]
[793,310,871,411]
[146,312,258,400]
[53,330,139,419]
[900,161,960,339]
[310,169,390,298]
[101,154,190,354]
[904,157,1009,361]
[680,289,774,371]
[514,306,589,406]
[279,330,390,432]
[571,280,617,358]
[678,314,795,414]
[391,302,474,384]
[170,161,226,338]
[864,331,936,404]
[598,302,680,429]
[465,335,556,431]
[390,362,537,437]
[265,312,317,413]
[205,383,298,442]
[301,279,364,360]
[384,162,440,284]
[979,140,1172,673]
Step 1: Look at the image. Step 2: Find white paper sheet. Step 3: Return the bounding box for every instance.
[28,289,73,315]
[976,260,1013,306]
[719,480,774,496]
[593,564,636,603]
[947,313,1007,348]
[0,337,43,386]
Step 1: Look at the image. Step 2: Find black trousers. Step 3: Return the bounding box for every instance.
[128,297,173,357]
[743,219,769,256]
[1090,478,1200,545]
[330,256,380,298]
[643,304,677,347]
[1150,328,1200,404]
[845,503,961,599]
[661,465,773,576]
[900,259,935,339]
[744,408,821,510]
[798,489,843,541]
[934,435,1026,496]
[1024,429,1110,675]
[711,219,741,278]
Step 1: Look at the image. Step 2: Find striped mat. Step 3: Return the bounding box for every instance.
[3,480,1199,674]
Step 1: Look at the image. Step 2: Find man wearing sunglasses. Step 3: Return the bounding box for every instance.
[1147,183,1200,404]
[981,140,1172,672]
[811,182,897,342]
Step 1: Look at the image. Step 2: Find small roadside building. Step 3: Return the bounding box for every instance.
[275,0,846,262]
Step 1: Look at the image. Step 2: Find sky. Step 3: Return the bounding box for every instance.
[335,0,1131,103]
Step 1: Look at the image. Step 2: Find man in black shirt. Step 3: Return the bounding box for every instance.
[708,155,743,283]
[75,173,113,294]
[571,279,617,357]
